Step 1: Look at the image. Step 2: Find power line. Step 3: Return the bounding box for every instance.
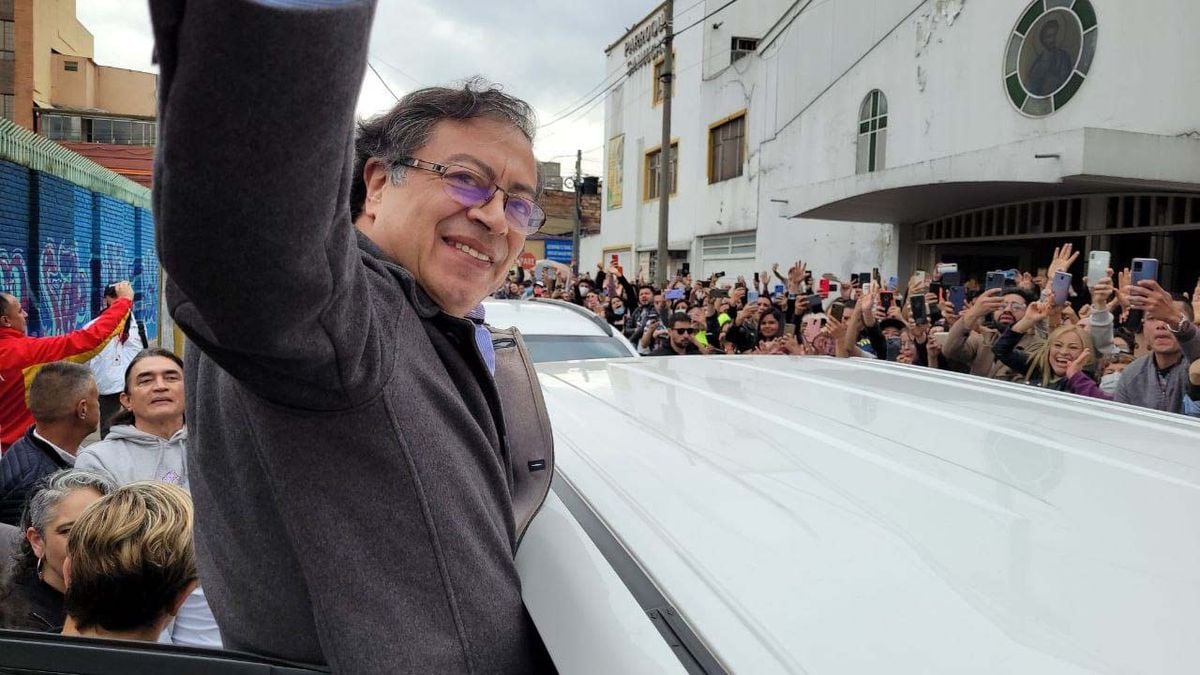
[674,0,741,37]
[369,53,424,88]
[366,61,400,101]
[538,72,628,129]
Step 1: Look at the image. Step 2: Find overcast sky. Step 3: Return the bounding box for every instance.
[76,0,657,178]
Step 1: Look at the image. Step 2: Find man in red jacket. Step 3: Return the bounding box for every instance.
[0,281,134,450]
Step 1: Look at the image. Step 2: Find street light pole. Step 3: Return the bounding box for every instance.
[654,0,674,289]
[572,148,582,277]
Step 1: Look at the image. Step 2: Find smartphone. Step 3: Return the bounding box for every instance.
[830,303,846,321]
[681,262,690,277]
[806,294,823,313]
[949,285,967,313]
[879,291,895,308]
[885,337,901,362]
[887,276,899,291]
[929,281,943,298]
[746,290,759,303]
[829,283,840,295]
[774,284,785,295]
[1086,251,1110,288]
[910,294,929,323]
[941,271,962,287]
[936,262,958,276]
[857,272,872,287]
[1131,258,1159,285]
[914,270,927,285]
[664,288,685,301]
[610,254,619,267]
[784,324,796,337]
[1051,271,1072,305]
[710,288,729,299]
[819,278,830,296]
[985,271,1006,291]
[754,272,760,284]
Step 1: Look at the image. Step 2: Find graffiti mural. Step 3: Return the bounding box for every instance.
[38,240,92,336]
[99,241,159,340]
[0,249,30,313]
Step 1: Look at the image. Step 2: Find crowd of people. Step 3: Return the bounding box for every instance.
[496,243,1200,416]
[0,290,218,646]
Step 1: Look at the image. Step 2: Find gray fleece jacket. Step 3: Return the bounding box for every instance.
[75,425,188,489]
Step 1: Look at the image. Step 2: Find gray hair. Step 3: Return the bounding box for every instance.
[350,76,539,222]
[11,469,116,575]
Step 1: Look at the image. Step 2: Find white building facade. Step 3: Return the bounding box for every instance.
[586,0,1200,292]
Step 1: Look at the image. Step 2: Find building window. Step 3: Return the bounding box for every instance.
[701,232,757,257]
[708,113,745,183]
[856,90,888,174]
[64,61,78,72]
[0,20,13,53]
[730,37,758,64]
[1,94,13,121]
[644,142,678,200]
[652,52,675,105]
[38,113,155,145]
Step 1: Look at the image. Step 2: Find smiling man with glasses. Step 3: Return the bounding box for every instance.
[150,1,554,672]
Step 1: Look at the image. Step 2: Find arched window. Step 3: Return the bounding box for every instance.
[856,90,887,174]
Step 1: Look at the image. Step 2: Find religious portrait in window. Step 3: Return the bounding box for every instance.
[1019,11,1080,97]
[1004,0,1098,118]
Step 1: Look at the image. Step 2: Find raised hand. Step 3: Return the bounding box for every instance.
[1066,349,1091,380]
[1090,268,1115,307]
[1125,279,1184,324]
[786,260,807,291]
[1047,243,1080,278]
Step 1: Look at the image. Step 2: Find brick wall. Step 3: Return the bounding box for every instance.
[0,158,157,338]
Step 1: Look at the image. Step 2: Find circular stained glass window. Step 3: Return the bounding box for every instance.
[1003,0,1098,117]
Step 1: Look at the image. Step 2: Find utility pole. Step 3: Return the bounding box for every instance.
[654,0,674,289]
[572,149,582,277]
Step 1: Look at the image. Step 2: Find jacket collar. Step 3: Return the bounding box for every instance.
[0,326,25,340]
[24,426,71,469]
[355,230,475,327]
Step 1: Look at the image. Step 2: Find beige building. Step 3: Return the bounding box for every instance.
[1,0,157,139]
[1,0,156,184]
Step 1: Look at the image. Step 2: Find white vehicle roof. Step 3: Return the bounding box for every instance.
[483,298,612,337]
[536,355,1200,674]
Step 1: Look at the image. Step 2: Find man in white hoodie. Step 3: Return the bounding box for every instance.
[86,285,146,439]
[74,347,217,647]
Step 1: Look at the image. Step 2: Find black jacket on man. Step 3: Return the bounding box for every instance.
[0,427,70,526]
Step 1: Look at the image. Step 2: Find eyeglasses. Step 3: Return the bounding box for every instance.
[396,158,546,235]
[674,328,696,335]
[999,301,1026,310]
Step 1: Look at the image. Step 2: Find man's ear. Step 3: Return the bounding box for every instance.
[361,159,391,219]
[169,580,200,617]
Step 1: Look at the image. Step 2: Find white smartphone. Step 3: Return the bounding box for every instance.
[1086,250,1110,289]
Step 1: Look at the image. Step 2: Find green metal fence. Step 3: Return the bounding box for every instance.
[0,117,151,209]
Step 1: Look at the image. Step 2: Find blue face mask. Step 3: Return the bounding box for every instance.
[614,307,626,316]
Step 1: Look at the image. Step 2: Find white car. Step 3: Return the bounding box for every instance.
[518,355,1200,674]
[483,298,639,363]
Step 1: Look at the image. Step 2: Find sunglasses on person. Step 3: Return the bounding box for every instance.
[397,158,546,235]
[673,328,696,335]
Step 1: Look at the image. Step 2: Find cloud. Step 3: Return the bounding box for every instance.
[77,0,657,177]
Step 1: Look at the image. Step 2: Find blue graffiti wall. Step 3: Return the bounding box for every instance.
[0,159,157,339]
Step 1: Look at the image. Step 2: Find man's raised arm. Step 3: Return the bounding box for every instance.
[151,0,377,403]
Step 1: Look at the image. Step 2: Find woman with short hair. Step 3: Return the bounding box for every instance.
[0,469,114,631]
[61,481,198,642]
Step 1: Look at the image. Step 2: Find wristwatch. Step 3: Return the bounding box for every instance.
[1168,317,1192,335]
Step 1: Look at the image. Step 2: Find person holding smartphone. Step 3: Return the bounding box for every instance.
[1113,277,1199,413]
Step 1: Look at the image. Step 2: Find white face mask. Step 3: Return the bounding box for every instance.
[1099,372,1121,394]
